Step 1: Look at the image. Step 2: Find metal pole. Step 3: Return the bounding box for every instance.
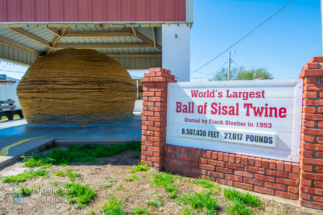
[321,0,323,55]
[228,51,231,81]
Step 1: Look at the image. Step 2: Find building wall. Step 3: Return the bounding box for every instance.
[162,24,190,82]
[0,85,21,109]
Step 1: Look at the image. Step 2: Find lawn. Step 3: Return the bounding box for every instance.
[0,142,320,215]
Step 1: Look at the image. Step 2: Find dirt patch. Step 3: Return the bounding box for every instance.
[0,149,322,215]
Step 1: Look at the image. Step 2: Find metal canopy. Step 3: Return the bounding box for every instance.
[0,24,162,70]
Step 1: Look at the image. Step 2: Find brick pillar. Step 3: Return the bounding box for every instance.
[300,56,323,210]
[140,68,176,170]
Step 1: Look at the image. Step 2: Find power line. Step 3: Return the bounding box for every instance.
[190,0,295,74]
[192,61,228,79]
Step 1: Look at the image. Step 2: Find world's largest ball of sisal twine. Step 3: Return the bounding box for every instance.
[17,49,137,126]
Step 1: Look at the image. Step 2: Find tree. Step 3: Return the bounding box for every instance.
[236,68,273,80]
[208,67,273,81]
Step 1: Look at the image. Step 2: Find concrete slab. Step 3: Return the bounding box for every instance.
[0,138,54,168]
[0,114,142,140]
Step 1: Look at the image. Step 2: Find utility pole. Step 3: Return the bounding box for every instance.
[228,51,231,81]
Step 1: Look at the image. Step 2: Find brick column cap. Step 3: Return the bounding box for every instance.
[141,68,177,83]
[299,57,323,79]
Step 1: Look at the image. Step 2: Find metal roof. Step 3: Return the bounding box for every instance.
[0,25,162,69]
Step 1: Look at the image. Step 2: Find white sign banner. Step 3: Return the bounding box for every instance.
[166,80,303,162]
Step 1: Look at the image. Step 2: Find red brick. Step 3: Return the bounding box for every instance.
[302,127,323,136]
[277,161,284,171]
[177,165,191,172]
[156,83,167,87]
[147,157,161,162]
[142,160,153,166]
[184,161,199,168]
[304,84,323,91]
[269,160,276,170]
[235,154,241,163]
[246,166,265,174]
[254,174,275,182]
[200,164,215,171]
[143,82,155,87]
[303,114,323,121]
[318,137,323,144]
[216,167,233,174]
[142,151,153,156]
[234,182,253,190]
[285,162,292,172]
[212,152,218,160]
[225,174,242,182]
[208,171,224,178]
[217,178,233,186]
[208,160,225,167]
[303,120,316,127]
[169,158,183,165]
[192,157,207,164]
[265,182,286,191]
[301,186,323,195]
[243,178,263,186]
[267,170,288,178]
[177,155,191,161]
[255,158,262,167]
[223,153,229,161]
[276,191,298,200]
[300,192,311,200]
[315,166,323,173]
[303,107,316,113]
[289,173,299,180]
[229,154,235,163]
[184,172,199,178]
[301,178,312,186]
[303,150,314,158]
[314,181,323,188]
[301,135,315,143]
[201,150,207,158]
[227,163,244,170]
[314,195,323,203]
[206,151,212,159]
[235,170,253,178]
[242,155,248,165]
[218,152,223,160]
[192,168,206,175]
[254,186,275,195]
[300,199,323,210]
[302,172,323,181]
[293,163,300,174]
[318,122,323,128]
[248,157,255,166]
[303,92,317,98]
[288,186,299,194]
[302,164,313,172]
[303,158,323,166]
[304,77,318,84]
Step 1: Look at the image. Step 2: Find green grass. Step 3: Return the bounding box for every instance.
[102,184,112,189]
[2,169,47,183]
[54,171,65,177]
[126,164,151,174]
[23,141,141,167]
[50,181,60,185]
[149,172,178,196]
[178,190,218,214]
[146,200,163,208]
[56,182,96,209]
[13,186,33,197]
[124,174,140,182]
[223,188,261,208]
[65,169,81,181]
[101,194,126,215]
[133,206,150,215]
[190,178,217,190]
[223,188,262,215]
[115,184,123,191]
[89,210,95,215]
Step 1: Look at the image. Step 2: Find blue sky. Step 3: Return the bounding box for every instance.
[190,0,321,81]
[1,0,321,81]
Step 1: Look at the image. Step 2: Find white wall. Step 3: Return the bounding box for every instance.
[0,85,21,109]
[134,100,143,112]
[162,24,190,82]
